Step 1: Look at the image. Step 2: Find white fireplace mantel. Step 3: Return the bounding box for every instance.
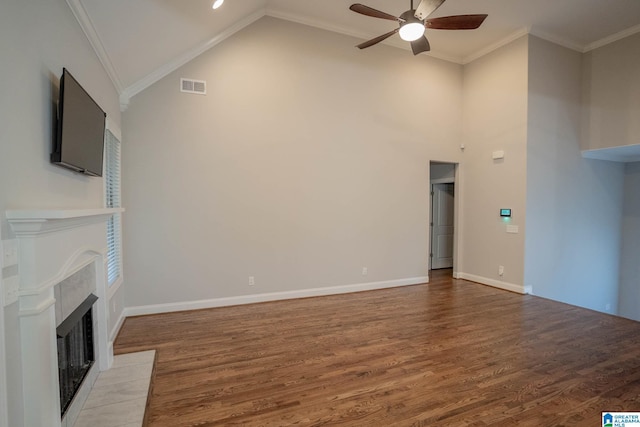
[6,207,123,427]
[7,208,124,236]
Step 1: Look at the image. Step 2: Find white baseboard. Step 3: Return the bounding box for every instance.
[123,276,429,317]
[456,272,531,295]
[108,310,126,362]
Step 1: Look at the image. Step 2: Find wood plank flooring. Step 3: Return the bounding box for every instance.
[114,270,640,426]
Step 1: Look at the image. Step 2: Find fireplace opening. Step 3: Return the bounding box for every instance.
[56,294,98,417]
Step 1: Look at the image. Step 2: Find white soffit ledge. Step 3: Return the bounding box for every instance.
[582,144,640,163]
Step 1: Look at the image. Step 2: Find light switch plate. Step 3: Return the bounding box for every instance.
[506,225,519,234]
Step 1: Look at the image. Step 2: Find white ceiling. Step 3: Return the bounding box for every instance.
[73,0,640,104]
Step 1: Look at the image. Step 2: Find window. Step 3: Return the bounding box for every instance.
[105,129,122,286]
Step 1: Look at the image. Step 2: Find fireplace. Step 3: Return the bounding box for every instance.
[56,294,97,417]
[6,208,122,427]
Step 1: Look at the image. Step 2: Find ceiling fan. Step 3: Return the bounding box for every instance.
[349,0,487,55]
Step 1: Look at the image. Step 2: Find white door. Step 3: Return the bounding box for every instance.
[430,183,455,269]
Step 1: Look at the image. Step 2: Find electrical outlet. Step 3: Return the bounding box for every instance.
[362,267,368,276]
[112,300,116,313]
[498,265,504,276]
[249,276,255,286]
[605,303,611,312]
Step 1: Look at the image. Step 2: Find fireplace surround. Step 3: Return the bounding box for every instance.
[6,208,123,427]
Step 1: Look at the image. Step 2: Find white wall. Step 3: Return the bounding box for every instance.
[525,36,625,313]
[459,36,529,290]
[122,17,464,309]
[582,32,640,151]
[0,0,120,425]
[618,162,640,320]
[0,231,7,427]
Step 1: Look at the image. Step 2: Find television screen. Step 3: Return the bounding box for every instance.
[51,68,106,177]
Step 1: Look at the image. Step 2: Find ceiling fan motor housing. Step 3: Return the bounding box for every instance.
[399,9,425,41]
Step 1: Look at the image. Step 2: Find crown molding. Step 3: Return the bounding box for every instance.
[266,8,463,64]
[120,8,266,107]
[65,0,123,93]
[70,1,640,106]
[529,28,584,53]
[584,23,640,52]
[462,27,530,64]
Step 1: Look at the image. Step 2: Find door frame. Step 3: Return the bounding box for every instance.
[429,162,461,276]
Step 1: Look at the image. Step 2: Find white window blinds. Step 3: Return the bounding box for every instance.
[105,129,122,286]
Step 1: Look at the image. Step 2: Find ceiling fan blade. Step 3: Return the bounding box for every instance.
[426,14,488,30]
[411,36,431,55]
[356,29,399,49]
[414,0,446,20]
[349,4,400,21]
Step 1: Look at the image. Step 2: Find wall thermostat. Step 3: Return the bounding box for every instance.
[500,209,512,217]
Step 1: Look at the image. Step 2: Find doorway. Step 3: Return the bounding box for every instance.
[430,162,456,272]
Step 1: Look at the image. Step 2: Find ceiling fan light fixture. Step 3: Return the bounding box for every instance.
[399,21,425,41]
[212,0,224,10]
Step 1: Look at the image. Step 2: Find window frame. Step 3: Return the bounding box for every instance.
[104,120,123,296]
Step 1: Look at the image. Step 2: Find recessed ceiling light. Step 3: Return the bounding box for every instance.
[212,0,224,10]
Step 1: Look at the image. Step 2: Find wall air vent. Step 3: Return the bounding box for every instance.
[180,78,207,95]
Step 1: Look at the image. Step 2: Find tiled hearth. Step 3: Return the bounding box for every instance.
[74,350,155,427]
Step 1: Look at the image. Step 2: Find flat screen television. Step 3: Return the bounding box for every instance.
[51,68,106,177]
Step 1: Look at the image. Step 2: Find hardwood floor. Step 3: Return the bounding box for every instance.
[114,270,640,426]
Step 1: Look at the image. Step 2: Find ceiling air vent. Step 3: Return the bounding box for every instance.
[180,78,206,95]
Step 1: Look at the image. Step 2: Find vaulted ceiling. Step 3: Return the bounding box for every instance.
[69,0,640,107]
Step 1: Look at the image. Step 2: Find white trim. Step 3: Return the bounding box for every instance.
[266,9,460,64]
[7,209,123,236]
[65,0,640,109]
[105,118,122,142]
[585,23,640,52]
[529,28,583,53]
[124,276,429,317]
[121,7,462,105]
[107,275,123,300]
[456,272,531,294]
[581,144,640,163]
[462,27,529,64]
[109,310,126,344]
[121,8,265,104]
[6,208,124,222]
[64,0,123,93]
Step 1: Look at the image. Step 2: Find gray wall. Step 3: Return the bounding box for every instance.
[525,36,624,313]
[459,36,529,288]
[122,17,464,307]
[582,32,640,151]
[618,162,640,320]
[0,1,120,424]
